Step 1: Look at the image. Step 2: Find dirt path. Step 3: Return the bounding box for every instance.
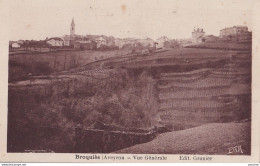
[115,122,250,155]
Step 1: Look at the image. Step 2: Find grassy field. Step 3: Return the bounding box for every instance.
[8,48,132,82]
[186,42,251,51]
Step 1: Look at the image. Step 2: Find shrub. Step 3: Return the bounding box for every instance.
[33,61,52,75]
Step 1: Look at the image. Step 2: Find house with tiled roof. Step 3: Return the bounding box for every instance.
[46,37,64,46]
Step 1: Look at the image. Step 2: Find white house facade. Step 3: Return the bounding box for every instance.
[46,38,64,47]
[156,36,170,49]
[12,43,21,48]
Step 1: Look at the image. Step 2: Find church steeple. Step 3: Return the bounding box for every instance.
[70,17,75,37]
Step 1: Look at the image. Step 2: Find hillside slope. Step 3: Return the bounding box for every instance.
[115,122,250,155]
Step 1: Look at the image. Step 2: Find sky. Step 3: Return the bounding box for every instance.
[8,0,255,41]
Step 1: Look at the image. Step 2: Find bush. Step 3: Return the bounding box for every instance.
[9,60,30,82]
[34,61,52,75]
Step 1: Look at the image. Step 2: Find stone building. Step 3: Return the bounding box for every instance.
[62,18,77,46]
[62,18,97,48]
[220,26,249,38]
[192,28,205,44]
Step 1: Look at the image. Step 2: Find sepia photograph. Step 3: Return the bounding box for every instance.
[1,0,260,163]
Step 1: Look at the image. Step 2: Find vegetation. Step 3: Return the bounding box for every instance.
[8,68,159,152]
[8,49,132,82]
[186,42,251,51]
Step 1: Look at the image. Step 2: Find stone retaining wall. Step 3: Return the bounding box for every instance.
[74,128,156,153]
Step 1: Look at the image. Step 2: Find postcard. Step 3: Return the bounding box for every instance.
[0,0,259,163]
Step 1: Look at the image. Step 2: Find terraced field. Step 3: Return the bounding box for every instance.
[59,47,251,130]
[98,47,251,130]
[151,48,251,130]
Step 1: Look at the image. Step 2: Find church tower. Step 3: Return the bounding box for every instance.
[70,18,75,38]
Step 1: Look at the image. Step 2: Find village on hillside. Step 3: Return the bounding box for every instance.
[9,18,252,54]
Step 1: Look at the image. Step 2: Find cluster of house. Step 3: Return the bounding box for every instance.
[9,18,252,50]
[172,25,252,47]
[9,19,158,50]
[9,40,26,48]
[189,25,252,45]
